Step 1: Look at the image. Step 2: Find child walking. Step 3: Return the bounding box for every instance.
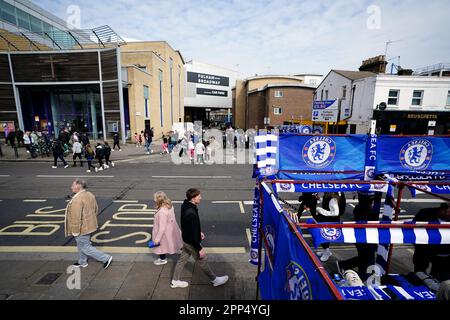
[151,191,183,265]
[85,144,95,173]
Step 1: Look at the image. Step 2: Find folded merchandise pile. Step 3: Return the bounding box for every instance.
[332,271,443,300]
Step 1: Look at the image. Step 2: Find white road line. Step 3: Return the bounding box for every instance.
[112,200,139,203]
[23,199,47,203]
[36,175,114,178]
[0,175,10,177]
[212,201,245,214]
[152,176,232,179]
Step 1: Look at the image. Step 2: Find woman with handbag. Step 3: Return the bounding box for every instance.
[151,191,183,265]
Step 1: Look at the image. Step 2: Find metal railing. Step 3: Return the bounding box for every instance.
[0,25,126,51]
[413,63,450,75]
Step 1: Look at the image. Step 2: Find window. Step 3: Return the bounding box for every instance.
[0,0,17,25]
[447,91,450,106]
[412,90,424,106]
[321,89,324,100]
[30,15,43,33]
[159,69,163,127]
[342,86,347,100]
[16,8,30,30]
[325,90,329,100]
[144,86,149,118]
[388,90,400,105]
[309,79,317,86]
[136,65,147,71]
[275,90,283,98]
[274,107,282,115]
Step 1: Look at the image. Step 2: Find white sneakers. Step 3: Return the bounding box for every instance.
[95,167,98,172]
[154,258,167,266]
[171,280,189,288]
[319,248,332,262]
[170,275,229,289]
[212,275,229,287]
[111,162,115,167]
[86,170,91,173]
[64,164,69,169]
[52,166,57,169]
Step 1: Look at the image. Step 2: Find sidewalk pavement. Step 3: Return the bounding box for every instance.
[0,252,257,300]
[0,140,164,162]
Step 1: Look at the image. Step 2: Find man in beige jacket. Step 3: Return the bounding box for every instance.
[65,178,113,269]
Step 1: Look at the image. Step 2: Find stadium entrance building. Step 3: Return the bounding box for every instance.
[184,60,242,126]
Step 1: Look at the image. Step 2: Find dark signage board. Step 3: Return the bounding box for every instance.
[187,71,229,86]
[196,87,228,97]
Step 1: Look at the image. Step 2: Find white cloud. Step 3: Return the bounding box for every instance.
[33,0,450,77]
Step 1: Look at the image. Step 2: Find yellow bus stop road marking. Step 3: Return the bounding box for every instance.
[0,246,246,254]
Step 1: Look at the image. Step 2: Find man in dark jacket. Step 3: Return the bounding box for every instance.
[413,203,450,281]
[171,188,229,289]
[112,133,121,151]
[95,143,105,172]
[59,129,70,145]
[51,138,69,169]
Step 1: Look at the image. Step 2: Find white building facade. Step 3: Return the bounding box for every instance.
[315,70,450,135]
[184,60,243,124]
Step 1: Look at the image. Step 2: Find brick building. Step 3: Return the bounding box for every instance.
[232,75,321,130]
[247,84,315,129]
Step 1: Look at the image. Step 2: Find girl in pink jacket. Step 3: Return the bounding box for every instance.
[152,191,183,265]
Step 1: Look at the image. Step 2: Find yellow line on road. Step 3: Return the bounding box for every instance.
[246,228,251,247]
[0,246,246,254]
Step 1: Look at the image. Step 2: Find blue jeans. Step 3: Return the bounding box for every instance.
[145,140,152,152]
[75,234,110,265]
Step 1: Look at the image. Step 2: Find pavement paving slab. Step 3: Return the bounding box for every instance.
[150,277,190,300]
[79,288,119,300]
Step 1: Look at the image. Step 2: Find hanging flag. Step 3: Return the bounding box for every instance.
[250,182,260,265]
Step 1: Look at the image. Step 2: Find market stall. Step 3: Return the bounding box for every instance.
[252,132,450,300]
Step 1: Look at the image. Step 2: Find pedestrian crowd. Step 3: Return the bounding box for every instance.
[66,179,229,289]
[49,128,117,173]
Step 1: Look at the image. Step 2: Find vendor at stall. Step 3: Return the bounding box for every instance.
[336,192,378,281]
[413,203,450,282]
[307,192,345,262]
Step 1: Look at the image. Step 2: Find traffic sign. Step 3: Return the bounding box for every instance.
[312,100,338,122]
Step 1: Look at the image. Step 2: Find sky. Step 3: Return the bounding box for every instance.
[33,0,450,77]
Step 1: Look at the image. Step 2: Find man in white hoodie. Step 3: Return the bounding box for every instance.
[195,141,205,165]
[72,140,83,167]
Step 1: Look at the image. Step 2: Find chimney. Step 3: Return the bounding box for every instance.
[397,67,414,76]
[359,55,388,74]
